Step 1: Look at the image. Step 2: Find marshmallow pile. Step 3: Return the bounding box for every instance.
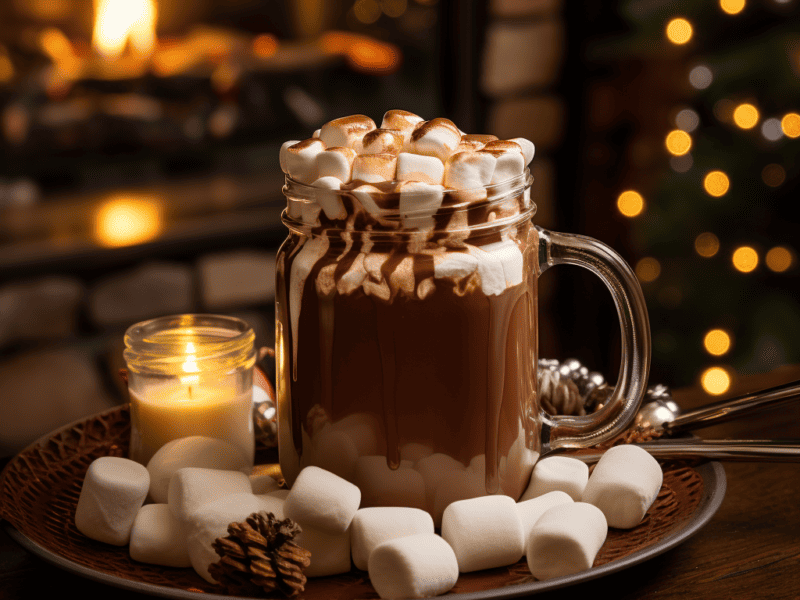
[75,438,663,598]
[280,111,535,229]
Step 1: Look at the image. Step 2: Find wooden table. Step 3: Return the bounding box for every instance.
[2,366,799,599]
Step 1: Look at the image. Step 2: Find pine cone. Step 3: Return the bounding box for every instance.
[209,511,311,598]
[538,368,586,416]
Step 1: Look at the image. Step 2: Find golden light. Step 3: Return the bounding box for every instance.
[252,34,278,58]
[0,49,12,84]
[666,18,693,45]
[703,170,730,197]
[766,246,793,272]
[635,258,661,282]
[720,0,746,14]
[732,103,759,129]
[762,164,786,187]
[701,367,731,395]
[39,28,75,62]
[381,0,408,18]
[704,329,732,356]
[666,130,692,156]
[732,246,758,273]
[694,232,720,257]
[782,113,800,138]
[616,190,645,217]
[347,39,401,74]
[94,195,163,247]
[354,0,382,24]
[92,0,157,59]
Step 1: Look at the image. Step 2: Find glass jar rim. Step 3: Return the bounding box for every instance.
[123,314,256,376]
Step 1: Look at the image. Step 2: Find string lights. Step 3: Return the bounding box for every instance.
[732,246,759,273]
[732,103,759,129]
[701,366,731,395]
[665,130,692,155]
[704,329,732,356]
[616,190,645,217]
[666,18,693,45]
[703,170,730,197]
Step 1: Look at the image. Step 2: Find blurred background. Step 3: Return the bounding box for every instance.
[1,0,798,454]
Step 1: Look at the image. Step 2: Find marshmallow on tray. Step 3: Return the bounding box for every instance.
[525,502,607,580]
[283,466,361,533]
[368,534,459,600]
[520,456,590,502]
[168,467,252,523]
[295,523,352,577]
[441,495,524,572]
[249,472,282,495]
[581,444,663,529]
[74,457,150,546]
[129,503,192,567]
[146,436,249,504]
[350,506,435,571]
[516,491,574,555]
[319,115,376,149]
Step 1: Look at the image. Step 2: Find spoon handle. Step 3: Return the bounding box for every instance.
[663,379,800,434]
[560,439,800,464]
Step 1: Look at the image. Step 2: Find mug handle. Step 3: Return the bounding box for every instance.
[536,226,651,450]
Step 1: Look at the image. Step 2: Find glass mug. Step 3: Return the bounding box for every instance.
[275,171,650,523]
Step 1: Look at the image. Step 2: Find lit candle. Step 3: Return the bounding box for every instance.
[124,315,256,466]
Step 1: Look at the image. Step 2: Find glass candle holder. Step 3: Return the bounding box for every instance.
[123,314,256,466]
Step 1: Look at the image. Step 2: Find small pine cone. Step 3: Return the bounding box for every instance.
[209,512,311,598]
[538,368,585,416]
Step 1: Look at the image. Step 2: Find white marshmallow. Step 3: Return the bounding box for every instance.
[146,436,249,504]
[396,152,445,185]
[509,137,536,165]
[319,115,376,149]
[466,244,508,296]
[416,453,465,511]
[352,153,397,183]
[254,492,286,519]
[279,140,300,173]
[521,456,589,502]
[360,128,404,155]
[312,128,321,138]
[381,109,425,145]
[526,502,607,580]
[311,175,346,220]
[434,252,479,280]
[248,471,281,495]
[444,151,497,190]
[317,146,357,182]
[74,457,150,546]
[410,118,461,161]
[350,507,434,571]
[485,240,524,286]
[441,495,524,573]
[265,488,291,501]
[354,456,426,510]
[185,492,267,583]
[295,523,352,577]
[351,184,383,217]
[301,199,323,225]
[284,466,361,533]
[516,491,573,555]
[480,140,525,185]
[284,138,326,184]
[129,504,191,567]
[581,444,663,529]
[369,534,458,600]
[330,412,382,457]
[432,469,487,527]
[312,426,359,482]
[400,442,433,463]
[168,467,252,523]
[397,181,444,230]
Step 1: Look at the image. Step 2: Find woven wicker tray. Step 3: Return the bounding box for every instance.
[0,405,726,599]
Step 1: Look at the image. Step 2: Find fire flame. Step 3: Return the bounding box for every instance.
[92,0,157,59]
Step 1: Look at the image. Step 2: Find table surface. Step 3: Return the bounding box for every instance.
[2,365,800,600]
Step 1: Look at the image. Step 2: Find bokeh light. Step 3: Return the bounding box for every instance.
[701,367,731,395]
[666,18,693,45]
[635,257,662,282]
[732,246,759,272]
[766,246,793,272]
[733,103,759,129]
[381,0,408,18]
[666,130,692,155]
[782,113,800,138]
[695,232,720,257]
[720,0,746,14]
[689,65,713,89]
[94,195,163,247]
[703,171,730,197]
[761,118,783,141]
[704,329,732,356]
[252,34,278,58]
[354,0,382,24]
[675,108,700,132]
[670,154,693,173]
[617,190,645,217]
[762,164,786,187]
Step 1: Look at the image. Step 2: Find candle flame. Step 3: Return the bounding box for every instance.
[93,0,157,59]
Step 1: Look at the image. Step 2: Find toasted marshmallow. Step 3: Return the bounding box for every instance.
[317,147,357,183]
[509,137,535,165]
[411,118,462,161]
[311,176,346,220]
[279,140,300,173]
[312,128,321,138]
[360,128,404,155]
[381,109,425,145]
[396,152,445,185]
[284,138,326,184]
[319,115,376,149]
[480,140,525,185]
[444,151,497,190]
[458,134,498,152]
[397,181,445,231]
[352,153,397,183]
